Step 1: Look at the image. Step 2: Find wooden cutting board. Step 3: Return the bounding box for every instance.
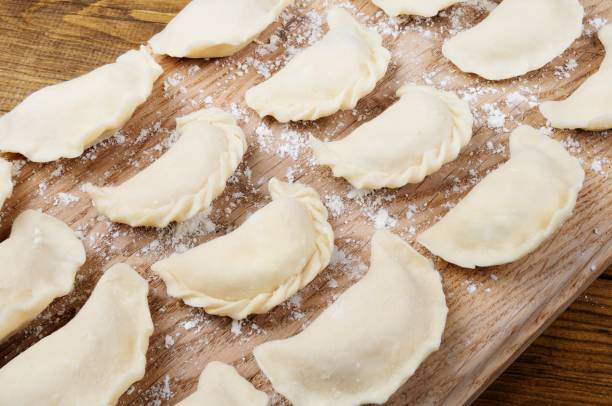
[0,1,611,405]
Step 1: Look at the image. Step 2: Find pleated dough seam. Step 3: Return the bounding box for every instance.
[311,86,472,188]
[85,111,246,227]
[246,8,390,121]
[158,179,334,319]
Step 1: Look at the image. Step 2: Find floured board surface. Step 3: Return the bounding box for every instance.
[0,0,611,405]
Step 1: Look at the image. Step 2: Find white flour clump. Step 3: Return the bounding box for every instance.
[325,194,346,218]
[590,158,608,178]
[54,192,80,206]
[481,103,506,129]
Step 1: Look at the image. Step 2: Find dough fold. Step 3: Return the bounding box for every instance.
[0,46,163,162]
[176,362,268,406]
[0,263,153,406]
[150,0,293,58]
[372,0,461,17]
[0,158,12,210]
[84,108,247,228]
[540,24,612,130]
[254,230,447,406]
[310,85,473,189]
[245,8,390,122]
[152,178,334,319]
[418,125,585,268]
[0,210,85,342]
[442,0,584,80]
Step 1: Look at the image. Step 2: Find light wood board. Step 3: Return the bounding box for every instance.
[0,0,611,405]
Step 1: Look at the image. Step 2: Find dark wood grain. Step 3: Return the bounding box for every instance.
[0,1,610,405]
[477,266,612,406]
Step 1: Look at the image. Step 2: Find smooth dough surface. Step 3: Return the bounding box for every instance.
[0,46,162,162]
[152,178,334,319]
[540,24,612,130]
[150,0,293,58]
[418,126,584,269]
[84,108,246,228]
[442,0,584,80]
[245,8,390,122]
[0,210,85,342]
[372,0,461,17]
[0,158,12,210]
[176,362,268,406]
[254,230,447,406]
[0,263,153,406]
[310,85,473,189]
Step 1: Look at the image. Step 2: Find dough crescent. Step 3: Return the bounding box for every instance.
[0,46,163,162]
[176,362,268,406]
[540,24,612,130]
[372,0,461,17]
[152,178,334,319]
[442,0,584,80]
[84,108,247,228]
[245,8,390,122]
[150,0,293,58]
[0,263,153,406]
[0,158,12,210]
[310,85,473,189]
[0,210,85,342]
[254,230,448,406]
[418,125,584,269]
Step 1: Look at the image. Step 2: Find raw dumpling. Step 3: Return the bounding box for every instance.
[0,46,163,162]
[442,0,584,80]
[176,362,268,406]
[310,85,473,189]
[84,108,247,228]
[418,125,584,269]
[540,24,612,130]
[372,0,461,17]
[150,0,293,58]
[245,8,390,122]
[254,230,447,406]
[152,178,334,319]
[0,210,85,342]
[0,158,12,210]
[0,263,153,406]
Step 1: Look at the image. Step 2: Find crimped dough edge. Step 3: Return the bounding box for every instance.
[245,8,391,122]
[0,210,86,342]
[84,108,247,228]
[153,178,334,319]
[150,0,293,58]
[417,126,585,268]
[310,85,473,189]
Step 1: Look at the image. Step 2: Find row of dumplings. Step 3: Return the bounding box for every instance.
[0,0,609,167]
[0,0,606,405]
[0,208,444,405]
[0,124,587,405]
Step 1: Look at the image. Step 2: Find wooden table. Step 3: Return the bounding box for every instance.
[0,1,610,405]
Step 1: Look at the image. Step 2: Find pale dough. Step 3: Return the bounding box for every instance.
[0,263,153,406]
[0,210,85,342]
[310,85,473,189]
[0,158,12,210]
[152,178,334,319]
[254,230,447,406]
[418,125,584,269]
[372,0,461,17]
[442,0,584,80]
[245,8,390,122]
[176,362,268,406]
[0,46,163,162]
[150,0,293,58]
[84,108,247,228]
[540,24,612,130]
